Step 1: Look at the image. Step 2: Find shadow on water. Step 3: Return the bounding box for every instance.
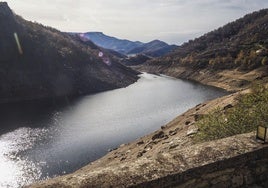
[0,96,80,135]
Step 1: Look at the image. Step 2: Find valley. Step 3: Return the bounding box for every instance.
[29,7,268,188]
[0,2,268,188]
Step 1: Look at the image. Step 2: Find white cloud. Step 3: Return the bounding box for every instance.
[4,0,268,44]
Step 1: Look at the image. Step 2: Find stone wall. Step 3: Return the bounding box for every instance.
[29,132,268,188]
[135,146,268,188]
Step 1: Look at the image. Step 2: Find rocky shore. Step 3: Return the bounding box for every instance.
[134,65,268,92]
[25,6,268,186]
[28,65,268,187]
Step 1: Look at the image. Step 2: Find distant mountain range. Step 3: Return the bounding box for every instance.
[0,2,138,103]
[72,32,177,57]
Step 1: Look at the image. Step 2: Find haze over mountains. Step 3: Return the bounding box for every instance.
[0,2,138,103]
[74,32,177,57]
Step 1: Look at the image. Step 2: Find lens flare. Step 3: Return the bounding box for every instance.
[98,51,112,66]
[98,51,104,57]
[103,58,111,66]
[79,33,89,42]
[14,32,23,55]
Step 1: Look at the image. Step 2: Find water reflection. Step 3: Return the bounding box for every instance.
[0,73,228,187]
[0,128,46,187]
[0,98,74,135]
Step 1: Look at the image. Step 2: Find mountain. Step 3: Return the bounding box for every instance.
[75,32,177,57]
[77,32,143,54]
[127,40,177,57]
[139,9,268,91]
[120,54,152,66]
[0,2,138,103]
[145,8,268,71]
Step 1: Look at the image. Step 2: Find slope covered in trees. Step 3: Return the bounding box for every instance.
[147,8,268,71]
[0,2,138,102]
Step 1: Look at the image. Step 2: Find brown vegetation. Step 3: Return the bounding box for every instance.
[0,2,138,103]
[146,9,268,71]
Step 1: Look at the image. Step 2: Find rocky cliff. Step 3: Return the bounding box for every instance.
[0,2,138,103]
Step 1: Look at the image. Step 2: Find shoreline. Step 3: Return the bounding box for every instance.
[28,66,268,187]
[133,65,268,92]
[28,89,266,188]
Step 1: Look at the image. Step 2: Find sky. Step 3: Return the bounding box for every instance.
[4,0,268,44]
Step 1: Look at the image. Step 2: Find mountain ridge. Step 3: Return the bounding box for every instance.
[0,2,138,103]
[127,39,177,57]
[76,32,143,54]
[145,8,268,70]
[73,32,177,57]
[137,8,268,91]
[28,7,268,188]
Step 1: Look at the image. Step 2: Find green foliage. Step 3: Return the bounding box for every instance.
[262,56,268,65]
[195,84,268,142]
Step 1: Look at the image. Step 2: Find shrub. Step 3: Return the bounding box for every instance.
[262,56,268,65]
[195,84,268,142]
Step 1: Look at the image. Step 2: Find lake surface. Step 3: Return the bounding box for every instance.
[0,73,228,187]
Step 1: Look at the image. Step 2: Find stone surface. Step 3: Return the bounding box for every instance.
[186,126,199,136]
[28,86,268,188]
[28,131,268,188]
[151,131,165,140]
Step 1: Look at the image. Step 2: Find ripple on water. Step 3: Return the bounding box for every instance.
[0,73,228,187]
[0,127,49,187]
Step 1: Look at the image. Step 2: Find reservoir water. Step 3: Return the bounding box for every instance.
[0,73,228,187]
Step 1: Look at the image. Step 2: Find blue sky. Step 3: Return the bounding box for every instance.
[5,0,268,44]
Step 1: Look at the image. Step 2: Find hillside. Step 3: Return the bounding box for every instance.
[0,2,138,103]
[28,8,268,188]
[120,54,152,66]
[138,9,268,91]
[75,32,143,54]
[127,40,177,57]
[29,87,268,188]
[74,32,177,57]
